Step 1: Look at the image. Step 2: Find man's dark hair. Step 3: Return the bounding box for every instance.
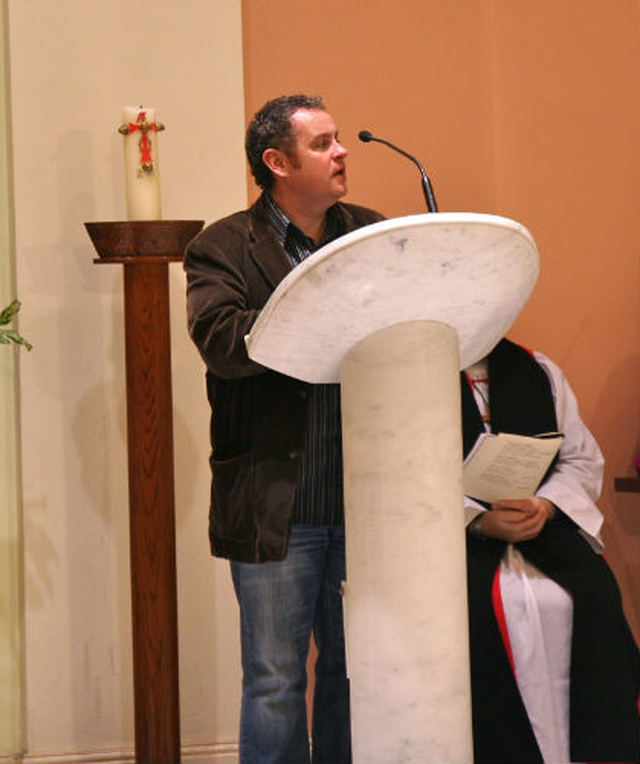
[245,94,326,190]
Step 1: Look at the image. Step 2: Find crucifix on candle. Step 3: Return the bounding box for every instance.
[119,106,166,220]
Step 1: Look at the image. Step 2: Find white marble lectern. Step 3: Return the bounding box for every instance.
[246,213,539,764]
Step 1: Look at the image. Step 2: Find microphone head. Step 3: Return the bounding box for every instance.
[358,130,373,143]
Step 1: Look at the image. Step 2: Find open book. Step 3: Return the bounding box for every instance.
[463,431,564,503]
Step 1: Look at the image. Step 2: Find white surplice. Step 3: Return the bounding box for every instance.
[464,351,604,764]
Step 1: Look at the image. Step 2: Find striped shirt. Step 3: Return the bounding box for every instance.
[265,194,345,526]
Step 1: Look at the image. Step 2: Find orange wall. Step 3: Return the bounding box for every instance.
[241,0,639,635]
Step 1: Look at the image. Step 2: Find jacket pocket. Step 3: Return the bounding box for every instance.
[210,452,255,543]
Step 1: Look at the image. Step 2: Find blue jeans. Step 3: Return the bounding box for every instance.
[230,525,350,764]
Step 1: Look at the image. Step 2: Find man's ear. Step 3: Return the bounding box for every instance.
[262,147,288,180]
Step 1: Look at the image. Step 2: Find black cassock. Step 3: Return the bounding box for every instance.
[461,340,639,764]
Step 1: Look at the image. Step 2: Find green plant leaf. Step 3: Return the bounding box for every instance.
[0,328,33,351]
[0,300,32,350]
[0,299,22,326]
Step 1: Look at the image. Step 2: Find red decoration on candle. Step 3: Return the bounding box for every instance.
[119,111,165,173]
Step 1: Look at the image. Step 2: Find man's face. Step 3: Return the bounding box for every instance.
[282,108,348,207]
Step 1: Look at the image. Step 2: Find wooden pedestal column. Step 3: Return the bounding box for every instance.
[86,220,203,764]
[123,260,180,764]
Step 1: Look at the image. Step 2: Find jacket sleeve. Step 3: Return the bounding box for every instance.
[533,351,605,551]
[184,222,267,380]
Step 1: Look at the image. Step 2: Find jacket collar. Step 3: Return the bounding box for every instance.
[246,193,353,290]
[246,194,294,290]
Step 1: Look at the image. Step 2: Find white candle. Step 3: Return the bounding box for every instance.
[119,106,164,220]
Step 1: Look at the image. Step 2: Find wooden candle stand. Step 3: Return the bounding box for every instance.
[86,219,204,764]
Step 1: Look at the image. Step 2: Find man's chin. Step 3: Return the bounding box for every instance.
[333,181,348,199]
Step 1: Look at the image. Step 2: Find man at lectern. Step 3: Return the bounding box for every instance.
[462,339,639,763]
[184,94,384,764]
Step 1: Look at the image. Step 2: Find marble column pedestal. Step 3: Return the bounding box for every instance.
[341,320,472,764]
[245,212,540,764]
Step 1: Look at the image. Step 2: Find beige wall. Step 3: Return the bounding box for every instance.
[242,0,639,636]
[4,1,246,761]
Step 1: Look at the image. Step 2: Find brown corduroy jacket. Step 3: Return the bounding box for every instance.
[184,193,384,562]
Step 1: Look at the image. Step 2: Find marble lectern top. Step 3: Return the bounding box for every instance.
[246,212,539,383]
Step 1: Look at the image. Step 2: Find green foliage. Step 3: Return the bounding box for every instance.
[0,300,32,351]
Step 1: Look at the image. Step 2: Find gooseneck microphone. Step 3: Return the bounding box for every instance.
[358,130,438,213]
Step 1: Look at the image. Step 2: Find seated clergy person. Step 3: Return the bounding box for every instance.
[462,338,639,764]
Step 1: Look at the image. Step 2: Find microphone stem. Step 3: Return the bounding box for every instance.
[421,175,438,213]
[369,136,438,213]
